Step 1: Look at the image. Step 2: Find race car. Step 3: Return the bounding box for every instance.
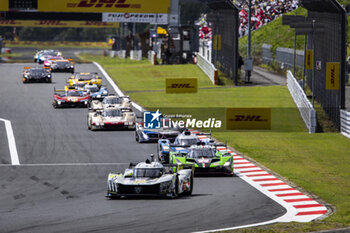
[75,84,109,100]
[135,118,185,143]
[88,107,136,130]
[47,59,74,73]
[106,157,194,199]
[169,143,234,175]
[67,72,102,88]
[158,130,212,163]
[34,50,61,63]
[43,56,64,68]
[52,88,90,108]
[37,50,62,64]
[22,67,52,83]
[89,94,131,110]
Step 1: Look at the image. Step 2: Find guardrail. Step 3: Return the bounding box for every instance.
[130,50,142,61]
[287,70,316,133]
[340,110,350,138]
[147,50,157,65]
[196,52,218,85]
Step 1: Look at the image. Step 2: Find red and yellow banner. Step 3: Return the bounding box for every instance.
[38,0,170,14]
[0,20,119,28]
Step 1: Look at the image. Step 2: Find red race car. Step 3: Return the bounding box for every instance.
[53,88,90,108]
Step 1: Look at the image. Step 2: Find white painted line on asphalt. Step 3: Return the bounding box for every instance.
[93,62,144,112]
[0,163,129,167]
[0,118,20,165]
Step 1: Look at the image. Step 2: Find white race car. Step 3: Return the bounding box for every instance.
[88,107,136,130]
[107,158,194,199]
[89,94,131,110]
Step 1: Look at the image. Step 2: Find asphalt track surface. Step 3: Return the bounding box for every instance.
[0,62,286,233]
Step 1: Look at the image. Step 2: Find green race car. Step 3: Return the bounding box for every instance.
[169,143,233,175]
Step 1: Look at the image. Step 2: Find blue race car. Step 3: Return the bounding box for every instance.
[78,84,109,101]
[158,130,212,163]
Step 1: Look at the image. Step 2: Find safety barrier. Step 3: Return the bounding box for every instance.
[117,50,126,59]
[130,50,142,61]
[287,70,316,133]
[196,52,218,85]
[147,50,157,65]
[340,110,350,138]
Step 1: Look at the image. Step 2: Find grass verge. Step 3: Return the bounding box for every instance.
[78,54,350,233]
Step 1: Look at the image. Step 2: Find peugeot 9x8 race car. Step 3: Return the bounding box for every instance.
[169,143,234,175]
[107,158,194,199]
[53,88,90,108]
[89,94,131,110]
[67,72,102,88]
[22,67,52,83]
[88,107,136,130]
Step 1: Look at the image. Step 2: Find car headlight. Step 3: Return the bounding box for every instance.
[97,95,101,98]
[70,65,74,68]
[142,132,149,140]
[160,181,172,192]
[24,75,28,78]
[48,74,51,77]
[102,90,108,95]
[162,145,170,151]
[212,161,221,166]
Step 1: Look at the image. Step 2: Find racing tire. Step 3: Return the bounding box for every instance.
[171,176,179,199]
[46,78,52,83]
[186,175,193,196]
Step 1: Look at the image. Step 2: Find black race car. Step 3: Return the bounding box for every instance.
[22,67,52,83]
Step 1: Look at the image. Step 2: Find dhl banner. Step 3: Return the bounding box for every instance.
[0,20,119,28]
[226,108,271,130]
[38,0,171,14]
[0,0,8,11]
[166,79,198,94]
[326,62,340,90]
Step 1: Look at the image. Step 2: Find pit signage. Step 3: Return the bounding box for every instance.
[326,62,340,90]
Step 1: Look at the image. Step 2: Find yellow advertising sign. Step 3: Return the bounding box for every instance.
[226,108,271,130]
[166,79,198,94]
[38,0,170,13]
[326,62,340,90]
[305,49,313,70]
[0,20,119,28]
[0,0,8,11]
[213,35,221,51]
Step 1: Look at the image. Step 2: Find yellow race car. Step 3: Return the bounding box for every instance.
[67,72,102,88]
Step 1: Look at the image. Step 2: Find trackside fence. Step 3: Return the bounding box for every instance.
[196,52,218,85]
[117,50,126,59]
[287,70,316,133]
[340,110,350,138]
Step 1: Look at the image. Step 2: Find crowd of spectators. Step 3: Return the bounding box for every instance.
[237,0,299,37]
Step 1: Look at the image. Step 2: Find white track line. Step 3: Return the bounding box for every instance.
[93,62,144,112]
[0,118,19,165]
[0,163,129,167]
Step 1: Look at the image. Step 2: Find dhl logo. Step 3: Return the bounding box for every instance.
[169,84,194,89]
[67,0,140,9]
[0,20,20,25]
[231,115,268,122]
[34,21,68,26]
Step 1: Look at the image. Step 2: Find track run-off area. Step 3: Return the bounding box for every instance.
[0,62,326,233]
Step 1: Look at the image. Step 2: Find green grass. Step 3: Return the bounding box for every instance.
[78,54,350,233]
[0,53,22,57]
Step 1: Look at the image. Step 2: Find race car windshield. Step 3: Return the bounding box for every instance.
[66,91,82,97]
[134,168,163,178]
[188,148,216,158]
[85,86,99,92]
[55,61,70,65]
[177,138,199,146]
[102,110,122,117]
[75,74,96,79]
[30,69,47,75]
[103,98,121,104]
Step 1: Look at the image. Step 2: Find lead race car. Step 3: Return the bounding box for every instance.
[88,107,136,130]
[22,67,52,83]
[107,157,194,199]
